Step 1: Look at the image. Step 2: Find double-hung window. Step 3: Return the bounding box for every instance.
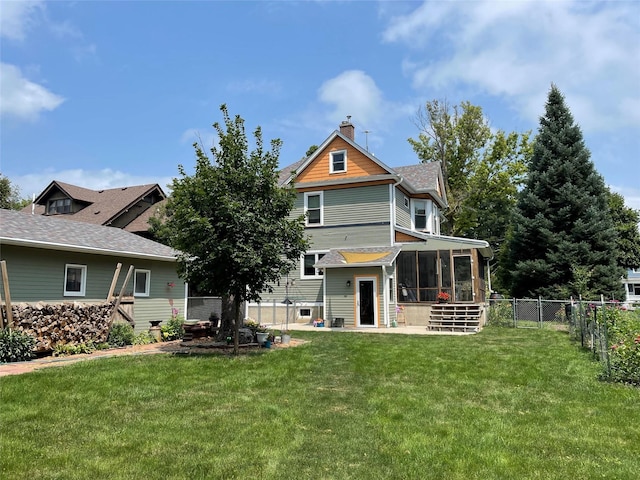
[412,199,434,232]
[413,200,428,231]
[64,264,86,296]
[330,150,347,173]
[134,269,151,297]
[304,191,323,226]
[301,252,327,279]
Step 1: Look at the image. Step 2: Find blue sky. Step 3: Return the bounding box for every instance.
[1,0,639,211]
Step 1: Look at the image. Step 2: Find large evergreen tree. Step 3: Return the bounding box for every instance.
[152,105,308,352]
[502,85,624,300]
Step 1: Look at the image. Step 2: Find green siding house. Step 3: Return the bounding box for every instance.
[248,119,493,332]
[0,209,185,333]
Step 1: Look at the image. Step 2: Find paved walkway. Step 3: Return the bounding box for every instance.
[0,324,475,377]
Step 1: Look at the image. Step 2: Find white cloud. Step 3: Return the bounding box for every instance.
[0,0,44,41]
[0,63,65,120]
[12,169,176,200]
[318,70,385,127]
[384,0,640,132]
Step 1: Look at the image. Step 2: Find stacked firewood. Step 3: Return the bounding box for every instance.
[8,302,115,352]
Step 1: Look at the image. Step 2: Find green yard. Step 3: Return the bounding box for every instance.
[1,327,638,479]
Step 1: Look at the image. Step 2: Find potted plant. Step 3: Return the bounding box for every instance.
[280,330,291,345]
[436,291,450,303]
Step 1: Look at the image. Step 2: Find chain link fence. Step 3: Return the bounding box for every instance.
[488,297,639,384]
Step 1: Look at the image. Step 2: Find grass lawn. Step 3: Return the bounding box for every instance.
[1,327,638,479]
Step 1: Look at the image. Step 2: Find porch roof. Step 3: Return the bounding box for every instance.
[315,246,401,269]
[395,227,493,259]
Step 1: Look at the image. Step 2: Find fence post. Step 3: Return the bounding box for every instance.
[512,298,517,328]
[538,296,543,328]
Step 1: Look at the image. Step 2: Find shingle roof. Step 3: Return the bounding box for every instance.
[393,162,442,192]
[27,181,165,227]
[278,158,306,185]
[1,209,179,261]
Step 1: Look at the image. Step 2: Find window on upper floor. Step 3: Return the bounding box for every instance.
[134,269,151,297]
[64,264,86,296]
[330,150,347,173]
[411,199,440,234]
[301,252,327,279]
[304,191,323,226]
[48,198,71,214]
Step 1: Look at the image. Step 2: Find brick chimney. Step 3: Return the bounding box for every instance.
[339,116,354,141]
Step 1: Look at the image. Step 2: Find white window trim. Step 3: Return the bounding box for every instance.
[301,251,328,279]
[411,199,434,233]
[304,191,324,226]
[404,196,409,208]
[329,150,347,174]
[64,264,87,297]
[134,269,151,297]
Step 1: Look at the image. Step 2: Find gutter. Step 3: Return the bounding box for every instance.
[0,237,178,262]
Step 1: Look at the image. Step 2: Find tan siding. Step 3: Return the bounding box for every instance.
[395,231,422,242]
[296,139,387,183]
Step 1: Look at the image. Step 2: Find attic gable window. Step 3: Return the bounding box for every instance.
[47,198,71,214]
[304,191,323,226]
[330,150,347,173]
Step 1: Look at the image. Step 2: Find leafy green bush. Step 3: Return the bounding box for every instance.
[161,316,184,341]
[603,308,640,385]
[107,322,135,347]
[0,328,36,363]
[53,341,109,357]
[487,301,514,327]
[134,331,157,345]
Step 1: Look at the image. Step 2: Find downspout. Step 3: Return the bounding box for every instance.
[386,176,403,328]
[389,176,404,245]
[184,282,189,319]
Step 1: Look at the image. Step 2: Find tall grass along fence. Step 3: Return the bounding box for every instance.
[488,297,640,385]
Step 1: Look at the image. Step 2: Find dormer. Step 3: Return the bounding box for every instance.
[34,181,95,216]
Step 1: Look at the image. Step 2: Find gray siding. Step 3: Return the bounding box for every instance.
[395,187,411,228]
[325,267,383,328]
[324,185,390,226]
[1,244,184,332]
[306,225,391,250]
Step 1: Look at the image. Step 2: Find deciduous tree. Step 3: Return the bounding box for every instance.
[152,105,308,353]
[408,100,531,289]
[0,174,29,210]
[607,190,640,271]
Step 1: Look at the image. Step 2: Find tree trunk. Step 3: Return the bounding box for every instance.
[233,294,241,355]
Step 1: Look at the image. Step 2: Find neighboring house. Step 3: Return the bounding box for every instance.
[248,119,492,331]
[23,180,166,239]
[622,269,640,306]
[0,209,185,333]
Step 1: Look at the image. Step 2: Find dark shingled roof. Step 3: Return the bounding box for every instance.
[27,181,165,229]
[393,162,442,191]
[1,209,179,261]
